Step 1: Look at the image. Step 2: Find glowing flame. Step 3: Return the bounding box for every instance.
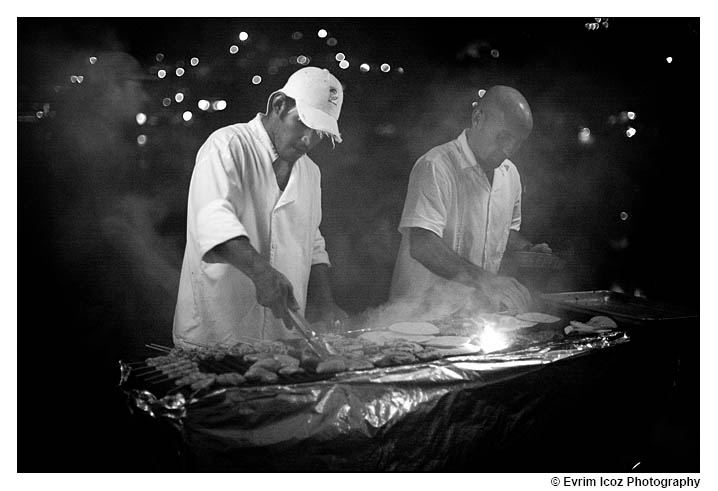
[477,321,510,353]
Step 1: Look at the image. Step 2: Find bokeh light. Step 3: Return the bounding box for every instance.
[157,69,167,79]
[335,53,346,62]
[190,57,199,66]
[70,75,78,83]
[137,134,147,146]
[477,89,486,98]
[620,212,629,221]
[239,31,249,41]
[626,127,637,138]
[339,60,350,69]
[162,97,172,107]
[360,63,370,72]
[627,111,636,120]
[292,31,303,40]
[327,37,338,46]
[176,67,185,77]
[175,92,184,103]
[297,55,309,65]
[182,111,193,122]
[318,29,328,38]
[380,63,390,72]
[136,113,147,125]
[36,111,44,119]
[213,100,227,111]
[252,75,262,85]
[155,53,164,62]
[198,99,210,111]
[230,45,239,54]
[490,49,500,58]
[666,56,673,63]
[578,127,592,143]
[396,67,405,74]
[89,56,97,64]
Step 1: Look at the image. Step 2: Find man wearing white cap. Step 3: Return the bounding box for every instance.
[173,67,347,346]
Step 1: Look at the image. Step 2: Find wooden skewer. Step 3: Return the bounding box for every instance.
[147,343,173,352]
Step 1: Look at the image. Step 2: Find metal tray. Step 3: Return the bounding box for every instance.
[540,290,698,324]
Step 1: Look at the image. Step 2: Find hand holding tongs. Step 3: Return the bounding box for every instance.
[286,309,338,358]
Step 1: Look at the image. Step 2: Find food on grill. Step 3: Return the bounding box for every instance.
[274,354,301,368]
[190,376,217,391]
[249,357,282,372]
[438,318,484,337]
[478,314,536,331]
[388,321,440,336]
[244,366,280,384]
[515,312,561,324]
[316,356,348,374]
[423,336,471,348]
[564,319,614,335]
[358,330,435,345]
[587,315,618,329]
[373,351,418,367]
[216,372,246,386]
[414,349,444,361]
[278,366,306,376]
[344,357,375,371]
[243,352,275,363]
[133,319,500,394]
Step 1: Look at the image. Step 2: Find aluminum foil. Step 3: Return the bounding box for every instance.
[121,330,630,470]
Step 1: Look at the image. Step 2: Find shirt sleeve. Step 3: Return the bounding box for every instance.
[189,133,249,259]
[311,228,331,266]
[510,172,522,231]
[398,157,451,237]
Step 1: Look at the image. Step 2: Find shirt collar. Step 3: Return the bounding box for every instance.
[249,113,280,161]
[457,128,510,174]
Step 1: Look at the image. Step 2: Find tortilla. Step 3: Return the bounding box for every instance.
[422,336,471,348]
[388,321,440,336]
[480,315,536,331]
[358,330,435,346]
[516,312,562,324]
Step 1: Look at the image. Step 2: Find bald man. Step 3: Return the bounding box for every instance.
[390,85,551,314]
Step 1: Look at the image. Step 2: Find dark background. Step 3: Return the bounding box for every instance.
[17,17,699,470]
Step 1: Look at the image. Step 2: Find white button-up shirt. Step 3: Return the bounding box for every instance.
[173,114,330,346]
[390,129,522,305]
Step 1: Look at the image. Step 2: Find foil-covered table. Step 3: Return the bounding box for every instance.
[120,327,677,471]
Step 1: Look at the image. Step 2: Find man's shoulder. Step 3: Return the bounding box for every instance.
[501,159,520,177]
[205,122,252,146]
[415,138,463,173]
[297,154,321,179]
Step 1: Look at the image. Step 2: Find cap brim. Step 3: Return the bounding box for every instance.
[295,100,342,143]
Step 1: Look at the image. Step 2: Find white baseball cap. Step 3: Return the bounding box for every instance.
[269,67,343,143]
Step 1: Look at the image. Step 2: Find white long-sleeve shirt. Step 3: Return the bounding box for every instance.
[390,129,522,306]
[173,114,330,346]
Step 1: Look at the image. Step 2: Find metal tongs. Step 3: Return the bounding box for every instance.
[286,309,338,358]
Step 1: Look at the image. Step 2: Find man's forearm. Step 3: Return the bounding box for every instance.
[308,263,334,307]
[408,227,491,288]
[506,229,532,252]
[204,236,270,282]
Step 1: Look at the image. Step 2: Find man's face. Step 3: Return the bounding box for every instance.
[471,111,531,169]
[273,108,322,162]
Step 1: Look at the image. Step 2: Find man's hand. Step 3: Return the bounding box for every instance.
[528,243,552,254]
[478,275,533,313]
[252,266,299,323]
[313,302,349,333]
